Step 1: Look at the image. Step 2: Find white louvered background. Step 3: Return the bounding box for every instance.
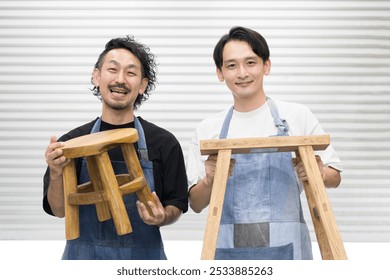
[0,0,389,243]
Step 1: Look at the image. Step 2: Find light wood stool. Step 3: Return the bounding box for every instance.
[200,135,347,260]
[61,128,155,240]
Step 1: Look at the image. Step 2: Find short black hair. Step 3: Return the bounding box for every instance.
[213,26,270,70]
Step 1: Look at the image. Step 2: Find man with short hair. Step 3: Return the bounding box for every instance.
[186,26,342,260]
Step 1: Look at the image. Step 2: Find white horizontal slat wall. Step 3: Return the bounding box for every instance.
[0,0,389,243]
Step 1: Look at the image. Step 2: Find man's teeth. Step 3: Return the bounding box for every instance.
[111,89,127,94]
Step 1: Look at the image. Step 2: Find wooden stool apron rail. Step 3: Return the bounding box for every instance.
[199,134,347,260]
[61,128,155,240]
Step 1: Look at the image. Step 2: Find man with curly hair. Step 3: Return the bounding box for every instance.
[43,36,188,260]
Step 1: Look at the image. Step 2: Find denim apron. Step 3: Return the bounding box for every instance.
[215,98,312,260]
[62,117,167,260]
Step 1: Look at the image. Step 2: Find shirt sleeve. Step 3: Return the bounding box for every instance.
[158,135,189,213]
[301,106,343,172]
[185,129,206,189]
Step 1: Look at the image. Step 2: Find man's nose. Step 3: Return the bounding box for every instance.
[237,65,248,78]
[115,71,126,83]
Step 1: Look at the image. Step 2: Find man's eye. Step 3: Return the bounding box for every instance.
[227,64,236,69]
[108,68,117,72]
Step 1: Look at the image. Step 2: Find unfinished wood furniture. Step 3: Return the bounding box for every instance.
[61,128,155,240]
[200,134,347,260]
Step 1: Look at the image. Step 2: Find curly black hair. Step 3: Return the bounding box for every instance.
[91,35,157,109]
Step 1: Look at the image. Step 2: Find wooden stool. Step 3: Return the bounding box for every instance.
[199,134,347,260]
[61,128,155,240]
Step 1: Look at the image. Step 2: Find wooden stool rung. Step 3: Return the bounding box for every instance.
[120,177,146,195]
[68,190,107,205]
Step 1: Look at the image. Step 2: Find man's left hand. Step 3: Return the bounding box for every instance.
[136,192,166,226]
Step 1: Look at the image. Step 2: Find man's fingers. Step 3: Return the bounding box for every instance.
[49,135,57,144]
[137,192,166,225]
[151,192,164,209]
[147,192,164,218]
[292,158,297,166]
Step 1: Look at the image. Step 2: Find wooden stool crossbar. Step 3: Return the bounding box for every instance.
[199,134,347,260]
[61,128,155,240]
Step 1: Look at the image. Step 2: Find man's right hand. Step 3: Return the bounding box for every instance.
[45,135,69,178]
[203,154,236,188]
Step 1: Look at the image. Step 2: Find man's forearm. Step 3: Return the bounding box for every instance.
[159,205,182,227]
[188,178,213,213]
[47,176,65,217]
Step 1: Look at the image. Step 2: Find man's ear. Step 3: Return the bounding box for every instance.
[139,77,148,94]
[216,67,225,82]
[92,68,100,86]
[264,59,271,75]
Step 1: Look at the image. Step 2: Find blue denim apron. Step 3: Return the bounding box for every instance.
[62,117,167,260]
[215,98,312,260]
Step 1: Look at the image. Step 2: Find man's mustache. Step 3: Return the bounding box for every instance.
[108,83,130,93]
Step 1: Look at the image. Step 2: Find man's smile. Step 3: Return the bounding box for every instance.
[109,85,130,95]
[235,80,253,87]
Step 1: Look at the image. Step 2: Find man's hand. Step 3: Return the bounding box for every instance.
[292,155,341,188]
[292,155,324,182]
[136,192,166,226]
[136,192,182,226]
[45,135,70,178]
[45,135,70,217]
[203,154,236,187]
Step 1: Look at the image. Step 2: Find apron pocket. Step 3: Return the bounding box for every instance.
[215,243,294,260]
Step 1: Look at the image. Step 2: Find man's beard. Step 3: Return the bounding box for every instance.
[104,99,133,111]
[103,83,134,110]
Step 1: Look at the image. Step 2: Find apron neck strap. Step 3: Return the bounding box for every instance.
[219,97,290,139]
[266,97,290,135]
[133,116,149,161]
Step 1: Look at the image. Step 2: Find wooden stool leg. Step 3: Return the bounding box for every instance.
[201,149,232,260]
[297,145,347,260]
[121,143,155,216]
[86,156,111,221]
[95,152,132,235]
[63,160,80,240]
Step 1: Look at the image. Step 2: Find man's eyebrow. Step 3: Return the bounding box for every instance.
[223,56,259,64]
[108,60,139,69]
[223,59,236,64]
[108,59,120,66]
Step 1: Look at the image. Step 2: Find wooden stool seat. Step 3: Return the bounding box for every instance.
[61,128,155,240]
[199,135,347,260]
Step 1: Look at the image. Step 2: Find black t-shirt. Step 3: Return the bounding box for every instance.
[43,117,188,215]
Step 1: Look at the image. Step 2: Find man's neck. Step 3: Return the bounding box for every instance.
[233,94,267,112]
[101,108,134,125]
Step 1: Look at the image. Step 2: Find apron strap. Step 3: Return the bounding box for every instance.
[219,106,233,139]
[134,116,149,161]
[90,117,101,134]
[219,97,290,139]
[267,97,290,136]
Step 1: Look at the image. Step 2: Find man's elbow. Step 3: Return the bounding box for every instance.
[189,201,203,214]
[325,167,341,188]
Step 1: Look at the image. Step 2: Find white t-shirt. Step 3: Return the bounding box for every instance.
[186,98,343,187]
